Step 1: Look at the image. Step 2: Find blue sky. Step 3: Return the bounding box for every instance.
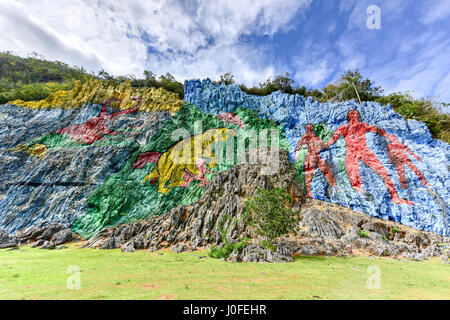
[1,0,449,103]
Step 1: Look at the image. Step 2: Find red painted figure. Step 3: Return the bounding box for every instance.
[295,124,337,198]
[216,112,245,129]
[55,97,141,144]
[180,158,214,187]
[323,110,414,205]
[386,134,430,189]
[132,151,163,169]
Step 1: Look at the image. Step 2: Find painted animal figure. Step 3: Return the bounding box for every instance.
[142,128,236,194]
[55,97,141,144]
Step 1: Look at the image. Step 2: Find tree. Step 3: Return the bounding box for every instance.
[244,187,299,243]
[324,70,384,103]
[214,72,235,85]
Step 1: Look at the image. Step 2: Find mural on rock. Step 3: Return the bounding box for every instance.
[295,124,337,198]
[322,110,414,205]
[386,134,430,190]
[185,79,450,236]
[141,128,236,194]
[10,98,145,159]
[0,78,448,238]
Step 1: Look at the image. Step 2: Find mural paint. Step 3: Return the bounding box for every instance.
[322,110,415,205]
[386,134,430,190]
[141,128,236,194]
[295,124,337,198]
[11,79,184,113]
[0,79,448,238]
[70,103,287,237]
[185,79,450,236]
[10,98,145,158]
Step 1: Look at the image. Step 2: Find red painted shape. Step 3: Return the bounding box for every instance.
[180,158,214,188]
[324,110,414,205]
[216,112,245,129]
[295,124,337,198]
[132,151,163,169]
[387,135,430,189]
[55,97,141,144]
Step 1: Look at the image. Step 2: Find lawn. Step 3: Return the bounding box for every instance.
[0,242,448,300]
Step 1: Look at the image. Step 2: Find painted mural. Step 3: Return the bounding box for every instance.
[10,98,144,159]
[0,79,449,238]
[185,79,449,236]
[141,128,236,194]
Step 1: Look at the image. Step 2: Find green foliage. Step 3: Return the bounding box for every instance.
[208,214,250,259]
[323,70,383,103]
[240,72,324,101]
[359,230,370,238]
[213,73,236,85]
[375,92,450,143]
[0,51,92,103]
[260,240,277,252]
[391,227,400,234]
[244,187,299,242]
[128,71,184,99]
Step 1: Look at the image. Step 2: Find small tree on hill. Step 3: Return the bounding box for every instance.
[244,187,300,243]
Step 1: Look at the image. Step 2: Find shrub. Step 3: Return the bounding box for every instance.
[359,230,370,238]
[244,187,299,243]
[208,214,249,259]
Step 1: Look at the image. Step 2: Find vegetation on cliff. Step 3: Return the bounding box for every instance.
[1,52,448,142]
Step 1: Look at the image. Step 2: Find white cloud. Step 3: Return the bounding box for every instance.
[0,0,312,85]
[292,54,335,86]
[421,0,450,24]
[368,31,450,101]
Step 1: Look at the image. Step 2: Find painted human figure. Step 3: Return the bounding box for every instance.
[386,134,430,189]
[295,124,337,198]
[322,110,414,205]
[55,97,141,144]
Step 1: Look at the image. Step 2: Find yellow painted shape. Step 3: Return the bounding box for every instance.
[10,143,47,159]
[143,128,236,194]
[10,79,184,114]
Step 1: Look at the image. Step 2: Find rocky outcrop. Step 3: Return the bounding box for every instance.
[81,148,449,263]
[1,78,448,250]
[82,148,304,252]
[185,79,450,236]
[0,223,82,249]
[10,79,184,114]
[280,200,450,261]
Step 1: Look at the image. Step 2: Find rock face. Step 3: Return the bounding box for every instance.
[0,224,81,249]
[286,200,450,260]
[0,103,168,234]
[82,149,304,252]
[185,79,450,236]
[0,79,448,248]
[81,150,449,263]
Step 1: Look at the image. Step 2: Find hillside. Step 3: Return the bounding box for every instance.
[0,54,449,266]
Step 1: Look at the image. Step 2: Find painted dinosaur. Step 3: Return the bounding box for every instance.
[142,128,236,194]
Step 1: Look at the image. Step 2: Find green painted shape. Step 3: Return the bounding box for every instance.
[72,103,289,238]
[30,133,77,149]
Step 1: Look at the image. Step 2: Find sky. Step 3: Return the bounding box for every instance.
[1,0,450,103]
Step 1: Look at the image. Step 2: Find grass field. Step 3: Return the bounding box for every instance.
[0,242,448,300]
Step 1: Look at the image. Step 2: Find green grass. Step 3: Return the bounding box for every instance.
[0,243,448,300]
